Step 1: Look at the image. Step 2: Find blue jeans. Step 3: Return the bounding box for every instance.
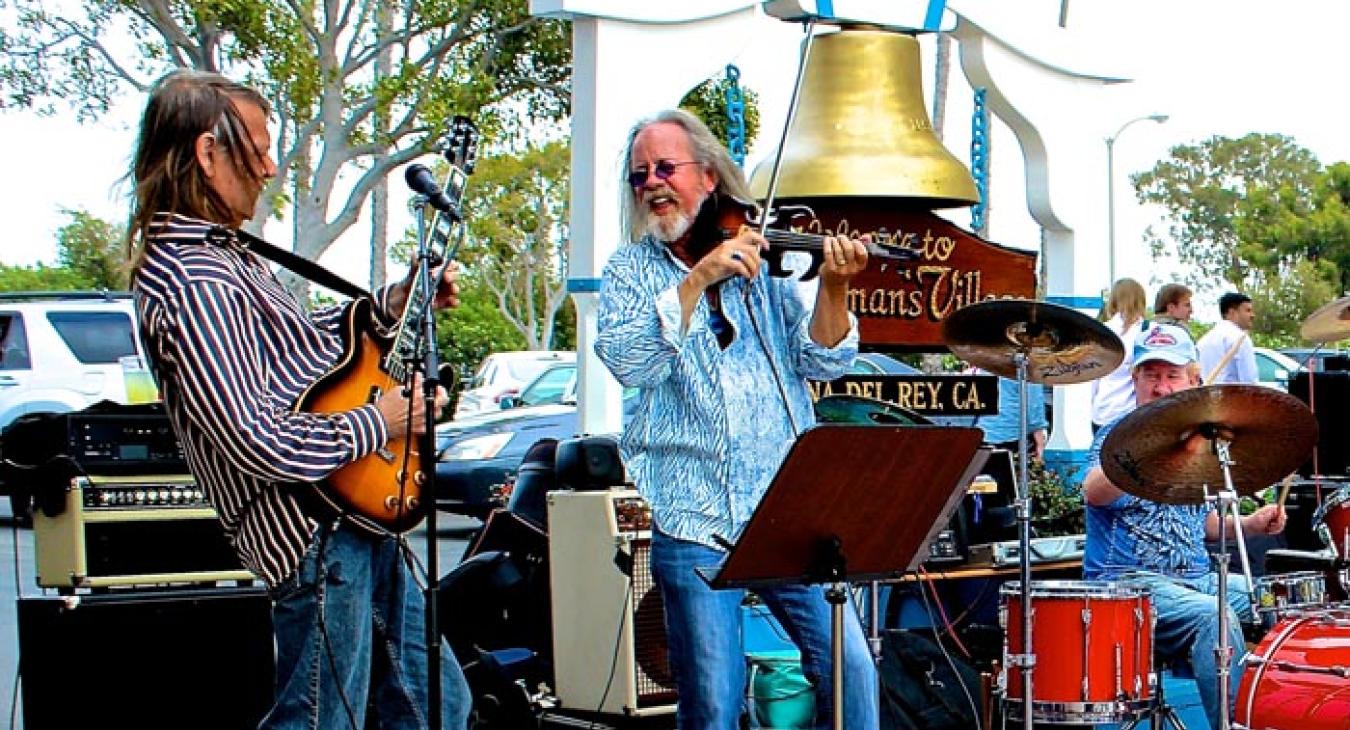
[262,521,471,729]
[1126,572,1251,730]
[651,530,878,730]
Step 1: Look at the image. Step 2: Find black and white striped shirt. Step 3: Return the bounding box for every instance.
[134,213,389,587]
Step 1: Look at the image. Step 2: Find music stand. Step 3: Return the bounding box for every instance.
[705,424,990,730]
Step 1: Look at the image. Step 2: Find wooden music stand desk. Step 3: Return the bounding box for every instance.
[704,424,990,730]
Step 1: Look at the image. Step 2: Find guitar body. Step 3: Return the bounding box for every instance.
[296,299,427,534]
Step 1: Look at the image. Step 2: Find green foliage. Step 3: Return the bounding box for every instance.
[0,263,90,291]
[1133,133,1322,290]
[56,208,127,290]
[1029,459,1084,537]
[435,277,528,381]
[1246,258,1340,347]
[679,75,761,153]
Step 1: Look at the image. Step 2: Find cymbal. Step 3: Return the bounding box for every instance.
[941,299,1125,385]
[1100,385,1318,504]
[1300,294,1350,343]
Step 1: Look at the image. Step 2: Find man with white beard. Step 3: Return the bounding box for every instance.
[595,109,878,729]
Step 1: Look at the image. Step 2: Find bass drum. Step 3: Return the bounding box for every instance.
[814,394,930,426]
[1236,606,1350,730]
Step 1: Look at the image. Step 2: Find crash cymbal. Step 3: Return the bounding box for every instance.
[1100,385,1318,504]
[1300,294,1350,343]
[941,299,1125,385]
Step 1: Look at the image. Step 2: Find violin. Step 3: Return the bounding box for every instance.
[685,193,917,281]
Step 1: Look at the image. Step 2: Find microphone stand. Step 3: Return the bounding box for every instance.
[410,195,444,728]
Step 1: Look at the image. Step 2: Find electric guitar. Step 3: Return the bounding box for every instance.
[295,117,479,533]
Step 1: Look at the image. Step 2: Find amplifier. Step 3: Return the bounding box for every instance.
[18,586,274,729]
[549,489,676,717]
[1,404,185,476]
[34,474,255,589]
[967,535,1086,567]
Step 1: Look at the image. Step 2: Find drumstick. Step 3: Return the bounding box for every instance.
[1276,474,1295,512]
[1204,333,1249,384]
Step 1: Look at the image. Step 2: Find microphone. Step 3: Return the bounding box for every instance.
[404,163,460,219]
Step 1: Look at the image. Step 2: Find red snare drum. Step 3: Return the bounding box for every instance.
[1315,486,1350,559]
[1001,581,1154,723]
[1236,606,1350,730]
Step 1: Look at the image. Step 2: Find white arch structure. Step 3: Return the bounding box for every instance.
[530,0,1135,470]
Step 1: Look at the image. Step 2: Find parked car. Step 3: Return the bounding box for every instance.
[1279,347,1350,373]
[498,361,576,409]
[453,350,575,419]
[0,292,149,520]
[1253,346,1298,390]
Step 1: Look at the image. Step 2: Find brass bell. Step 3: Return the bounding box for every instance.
[749,27,978,208]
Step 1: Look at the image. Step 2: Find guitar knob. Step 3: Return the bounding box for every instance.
[384,495,400,512]
[414,471,426,487]
[395,469,406,483]
[405,496,419,511]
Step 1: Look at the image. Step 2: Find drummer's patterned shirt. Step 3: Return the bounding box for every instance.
[595,235,857,549]
[1084,414,1212,580]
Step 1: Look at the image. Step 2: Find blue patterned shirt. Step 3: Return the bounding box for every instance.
[1084,415,1212,580]
[595,237,858,549]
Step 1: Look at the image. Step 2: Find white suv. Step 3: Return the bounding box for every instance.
[453,350,575,419]
[0,292,149,519]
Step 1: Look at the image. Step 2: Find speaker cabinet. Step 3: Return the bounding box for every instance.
[17,586,275,729]
[548,490,675,717]
[1290,371,1350,477]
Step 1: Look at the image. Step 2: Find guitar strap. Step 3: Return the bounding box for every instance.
[228,227,371,301]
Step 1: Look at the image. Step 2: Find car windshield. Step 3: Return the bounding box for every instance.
[517,365,576,407]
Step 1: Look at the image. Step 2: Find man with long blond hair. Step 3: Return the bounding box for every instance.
[128,70,470,729]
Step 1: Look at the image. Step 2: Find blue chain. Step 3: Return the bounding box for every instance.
[970,86,989,235]
[724,64,747,167]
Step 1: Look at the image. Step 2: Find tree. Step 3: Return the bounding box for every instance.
[1132,133,1321,290]
[1246,258,1340,347]
[679,74,760,154]
[0,0,571,301]
[0,263,88,292]
[56,208,127,290]
[456,139,572,351]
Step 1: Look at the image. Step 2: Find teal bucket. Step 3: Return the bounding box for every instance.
[747,651,815,729]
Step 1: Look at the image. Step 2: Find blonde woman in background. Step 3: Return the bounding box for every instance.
[1090,278,1148,433]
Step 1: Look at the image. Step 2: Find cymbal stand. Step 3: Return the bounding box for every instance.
[1009,352,1035,730]
[1207,436,1254,730]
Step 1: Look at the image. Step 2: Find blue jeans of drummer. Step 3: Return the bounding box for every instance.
[651,530,879,730]
[1125,571,1252,730]
[262,520,472,729]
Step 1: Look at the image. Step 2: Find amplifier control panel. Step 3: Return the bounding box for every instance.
[70,416,185,472]
[82,482,209,510]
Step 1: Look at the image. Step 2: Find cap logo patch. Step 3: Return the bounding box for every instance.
[1142,328,1177,347]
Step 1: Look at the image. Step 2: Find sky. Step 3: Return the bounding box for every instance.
[3,0,1350,308]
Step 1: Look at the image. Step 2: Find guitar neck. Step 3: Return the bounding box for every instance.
[383,166,469,381]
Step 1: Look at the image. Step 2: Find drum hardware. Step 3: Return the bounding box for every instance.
[1253,572,1328,631]
[944,298,1125,730]
[1101,385,1319,730]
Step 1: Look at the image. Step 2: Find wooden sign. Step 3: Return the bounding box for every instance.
[779,200,1037,350]
[808,374,999,416]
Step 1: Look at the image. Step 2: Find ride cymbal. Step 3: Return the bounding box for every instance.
[1300,294,1350,343]
[1100,385,1318,504]
[941,299,1124,385]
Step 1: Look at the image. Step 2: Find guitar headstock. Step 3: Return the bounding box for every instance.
[444,116,479,176]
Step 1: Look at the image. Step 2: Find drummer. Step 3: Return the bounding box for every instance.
[1081,322,1287,730]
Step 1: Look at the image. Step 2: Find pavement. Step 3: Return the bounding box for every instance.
[0,500,478,728]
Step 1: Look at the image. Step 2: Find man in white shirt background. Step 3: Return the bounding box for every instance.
[1196,292,1257,383]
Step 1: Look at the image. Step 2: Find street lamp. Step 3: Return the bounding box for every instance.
[1106,113,1168,285]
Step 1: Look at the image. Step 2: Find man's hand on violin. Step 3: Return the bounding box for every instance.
[820,235,869,289]
[693,228,768,289]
